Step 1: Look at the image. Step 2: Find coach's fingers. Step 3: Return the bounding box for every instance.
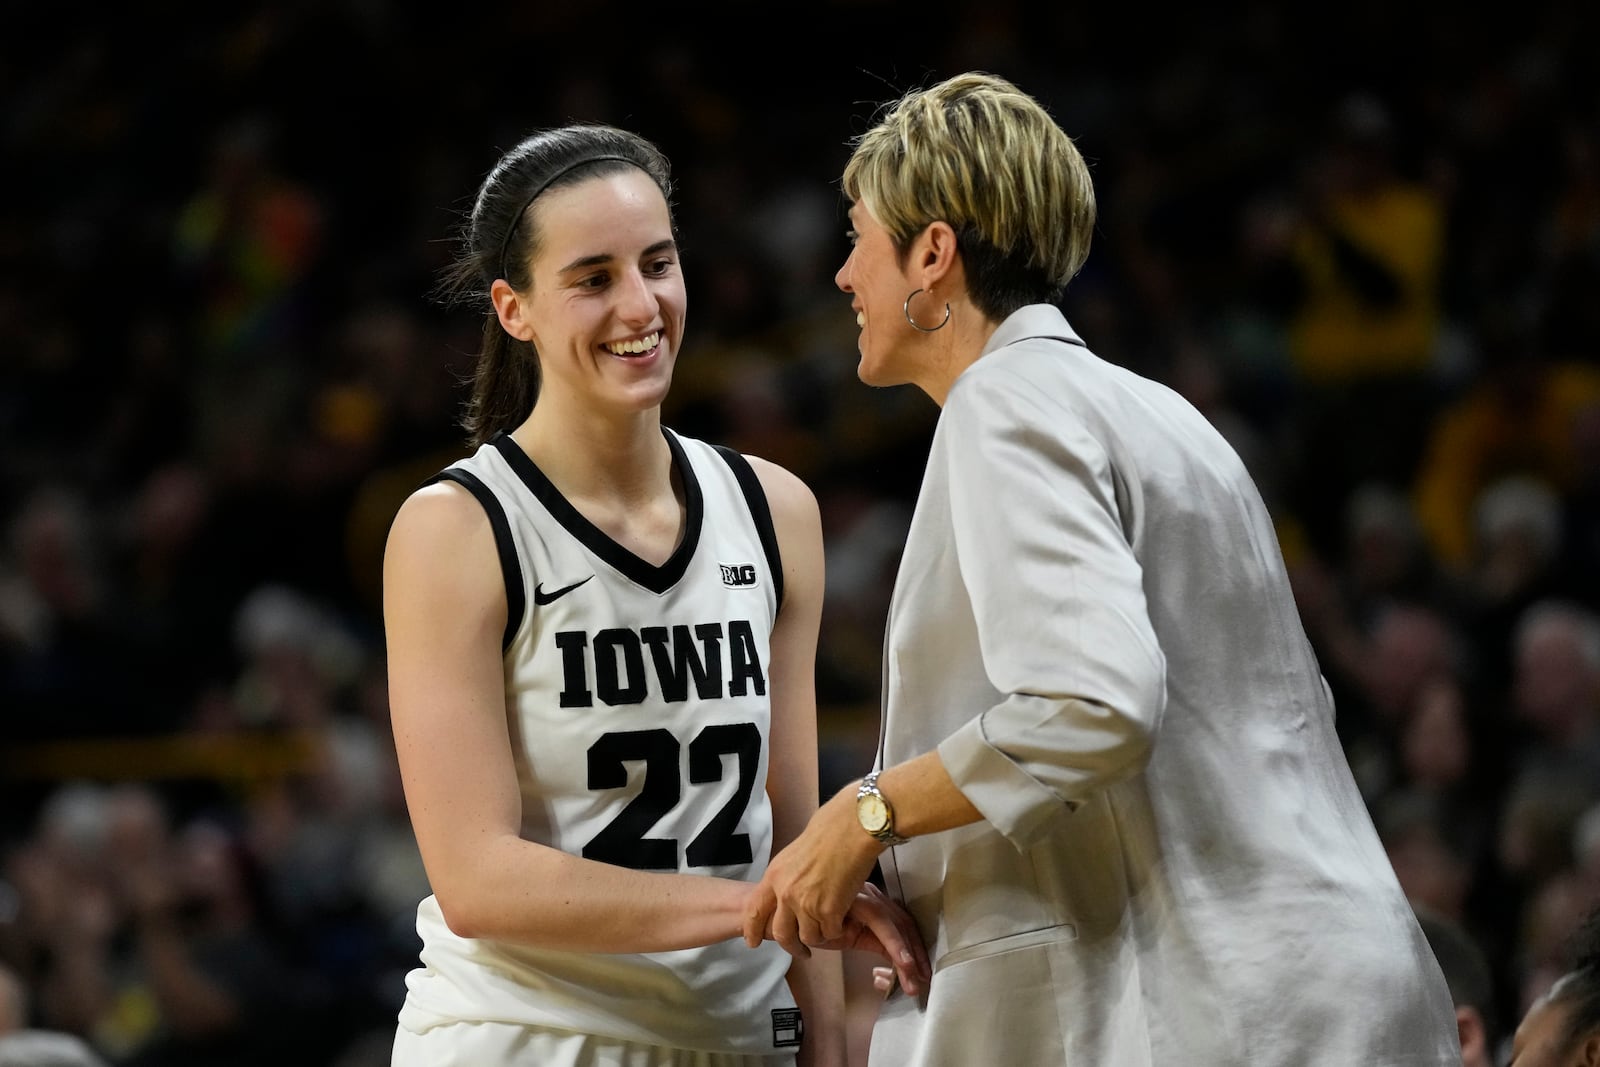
[743,884,775,949]
[819,905,845,944]
[799,910,836,951]
[769,902,811,960]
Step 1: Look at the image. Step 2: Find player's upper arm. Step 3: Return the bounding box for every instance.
[381,480,522,926]
[744,455,825,630]
[742,456,826,839]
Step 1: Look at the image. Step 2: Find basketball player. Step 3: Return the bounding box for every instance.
[383,124,927,1066]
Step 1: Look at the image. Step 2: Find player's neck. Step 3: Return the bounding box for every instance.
[511,406,672,506]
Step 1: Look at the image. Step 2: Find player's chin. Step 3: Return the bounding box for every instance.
[619,370,675,410]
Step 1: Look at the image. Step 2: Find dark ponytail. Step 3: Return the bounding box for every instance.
[434,124,675,448]
[1552,902,1600,1055]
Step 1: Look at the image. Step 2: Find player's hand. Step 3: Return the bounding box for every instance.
[872,965,897,997]
[807,883,929,997]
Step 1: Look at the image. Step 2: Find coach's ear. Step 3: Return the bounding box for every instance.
[1578,1030,1600,1067]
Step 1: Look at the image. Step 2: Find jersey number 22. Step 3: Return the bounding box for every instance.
[583,723,760,870]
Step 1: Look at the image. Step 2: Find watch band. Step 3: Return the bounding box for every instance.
[857,770,908,846]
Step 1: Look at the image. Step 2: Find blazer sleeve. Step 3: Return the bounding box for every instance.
[935,362,1168,848]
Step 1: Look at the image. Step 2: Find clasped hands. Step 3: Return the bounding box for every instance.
[742,784,930,997]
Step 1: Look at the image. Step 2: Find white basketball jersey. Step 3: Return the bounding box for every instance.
[396,428,802,1057]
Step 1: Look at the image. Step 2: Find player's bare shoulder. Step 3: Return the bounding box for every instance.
[736,454,823,608]
[739,454,821,531]
[388,479,491,552]
[383,478,501,597]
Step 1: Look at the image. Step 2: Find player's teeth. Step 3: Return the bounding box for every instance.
[608,331,659,354]
[856,312,865,327]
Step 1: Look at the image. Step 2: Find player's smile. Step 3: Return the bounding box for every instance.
[602,330,662,358]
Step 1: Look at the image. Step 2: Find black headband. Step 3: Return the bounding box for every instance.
[495,154,639,281]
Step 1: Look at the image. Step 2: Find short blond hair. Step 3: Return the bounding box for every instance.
[842,72,1096,315]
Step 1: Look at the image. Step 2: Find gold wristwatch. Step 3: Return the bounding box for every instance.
[856,771,908,846]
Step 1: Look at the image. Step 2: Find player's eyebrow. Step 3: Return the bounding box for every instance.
[557,239,676,275]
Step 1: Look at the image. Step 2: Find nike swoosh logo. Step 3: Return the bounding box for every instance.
[533,575,594,606]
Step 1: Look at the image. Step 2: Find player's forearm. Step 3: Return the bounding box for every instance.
[433,838,756,953]
[785,951,847,1067]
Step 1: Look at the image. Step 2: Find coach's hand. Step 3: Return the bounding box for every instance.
[743,783,930,996]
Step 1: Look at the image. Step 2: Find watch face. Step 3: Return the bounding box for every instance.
[858,793,891,834]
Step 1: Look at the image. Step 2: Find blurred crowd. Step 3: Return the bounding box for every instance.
[3,2,1599,1063]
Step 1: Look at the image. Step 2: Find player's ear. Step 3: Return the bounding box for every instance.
[1576,1030,1600,1067]
[492,278,537,342]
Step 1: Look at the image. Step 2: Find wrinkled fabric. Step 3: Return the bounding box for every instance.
[869,305,1459,1066]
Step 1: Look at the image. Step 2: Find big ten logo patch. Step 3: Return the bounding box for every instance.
[719,562,758,588]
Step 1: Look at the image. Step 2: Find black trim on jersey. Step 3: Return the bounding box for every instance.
[489,429,703,595]
[712,444,784,612]
[427,468,525,651]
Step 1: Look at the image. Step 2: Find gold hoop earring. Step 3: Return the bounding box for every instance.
[903,288,951,332]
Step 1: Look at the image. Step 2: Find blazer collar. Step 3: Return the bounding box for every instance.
[981,304,1086,356]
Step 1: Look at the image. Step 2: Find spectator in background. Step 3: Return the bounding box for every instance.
[1472,477,1570,611]
[170,115,323,367]
[1380,790,1478,928]
[1252,90,1448,560]
[1507,601,1600,792]
[108,461,234,729]
[0,964,24,1034]
[1578,806,1600,906]
[1462,478,1574,698]
[1341,482,1453,626]
[1413,306,1600,575]
[0,960,111,1067]
[1416,907,1501,1067]
[1396,674,1503,893]
[0,1031,110,1067]
[0,487,122,741]
[11,782,306,1067]
[1331,600,1467,801]
[1541,122,1600,367]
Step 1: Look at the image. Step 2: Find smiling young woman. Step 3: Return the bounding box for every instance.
[380,123,928,1067]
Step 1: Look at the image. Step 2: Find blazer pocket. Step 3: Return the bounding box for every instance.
[934,922,1078,972]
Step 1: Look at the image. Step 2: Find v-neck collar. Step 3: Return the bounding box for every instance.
[489,427,702,595]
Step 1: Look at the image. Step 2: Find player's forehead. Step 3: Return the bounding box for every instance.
[533,171,673,266]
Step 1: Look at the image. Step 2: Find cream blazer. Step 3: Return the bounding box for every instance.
[868,305,1459,1066]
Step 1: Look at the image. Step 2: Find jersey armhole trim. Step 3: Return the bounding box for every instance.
[711,445,785,613]
[428,469,524,651]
